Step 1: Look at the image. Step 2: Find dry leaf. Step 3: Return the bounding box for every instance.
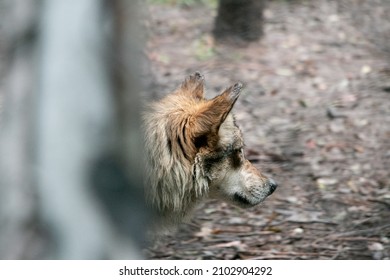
[212,240,247,251]
[276,68,294,76]
[368,242,384,251]
[195,225,213,238]
[361,65,372,75]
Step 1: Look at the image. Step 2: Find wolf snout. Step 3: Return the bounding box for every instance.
[267,178,278,195]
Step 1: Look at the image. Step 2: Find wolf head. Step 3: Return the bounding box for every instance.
[144,72,277,225]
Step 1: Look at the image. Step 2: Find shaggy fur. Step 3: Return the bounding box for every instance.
[143,73,277,227]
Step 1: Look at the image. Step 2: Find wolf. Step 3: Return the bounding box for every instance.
[143,72,277,227]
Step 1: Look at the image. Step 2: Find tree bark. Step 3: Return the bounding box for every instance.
[0,0,42,259]
[213,0,265,43]
[0,0,149,259]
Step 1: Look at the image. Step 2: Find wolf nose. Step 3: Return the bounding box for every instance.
[268,178,278,195]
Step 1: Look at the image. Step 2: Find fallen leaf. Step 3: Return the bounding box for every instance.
[368,242,384,251]
[305,139,317,149]
[347,180,359,192]
[195,224,213,238]
[354,145,364,153]
[327,106,347,119]
[317,181,326,190]
[341,93,357,104]
[381,237,389,244]
[268,226,282,233]
[276,68,294,76]
[287,196,298,204]
[361,65,372,75]
[299,99,308,107]
[292,227,304,235]
[329,122,345,133]
[353,119,368,127]
[212,240,247,251]
[328,14,339,23]
[317,178,338,186]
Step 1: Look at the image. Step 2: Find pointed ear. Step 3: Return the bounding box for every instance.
[180,72,205,99]
[210,82,242,126]
[192,82,243,148]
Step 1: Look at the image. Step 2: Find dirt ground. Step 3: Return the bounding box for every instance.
[144,0,390,259]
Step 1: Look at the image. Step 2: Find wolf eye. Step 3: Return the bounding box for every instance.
[233,148,243,155]
[231,148,243,169]
[194,134,208,149]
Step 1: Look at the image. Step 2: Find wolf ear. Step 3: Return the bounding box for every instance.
[210,82,242,126]
[180,72,205,99]
[193,82,242,148]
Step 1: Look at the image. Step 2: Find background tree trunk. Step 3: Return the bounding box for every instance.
[0,0,149,259]
[0,0,41,259]
[213,0,266,43]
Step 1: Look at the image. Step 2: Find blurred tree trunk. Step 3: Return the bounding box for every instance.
[0,0,149,259]
[0,0,41,259]
[213,0,266,43]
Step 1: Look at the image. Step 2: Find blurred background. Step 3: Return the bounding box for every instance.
[0,0,389,259]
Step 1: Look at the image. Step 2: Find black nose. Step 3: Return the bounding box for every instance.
[268,178,278,194]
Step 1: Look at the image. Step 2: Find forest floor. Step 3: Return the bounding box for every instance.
[144,0,390,259]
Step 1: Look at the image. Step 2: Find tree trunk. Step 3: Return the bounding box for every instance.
[213,0,265,43]
[0,0,149,259]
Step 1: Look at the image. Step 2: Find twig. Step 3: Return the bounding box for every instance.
[333,237,381,242]
[285,219,338,225]
[368,199,390,209]
[245,251,333,260]
[327,224,390,238]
